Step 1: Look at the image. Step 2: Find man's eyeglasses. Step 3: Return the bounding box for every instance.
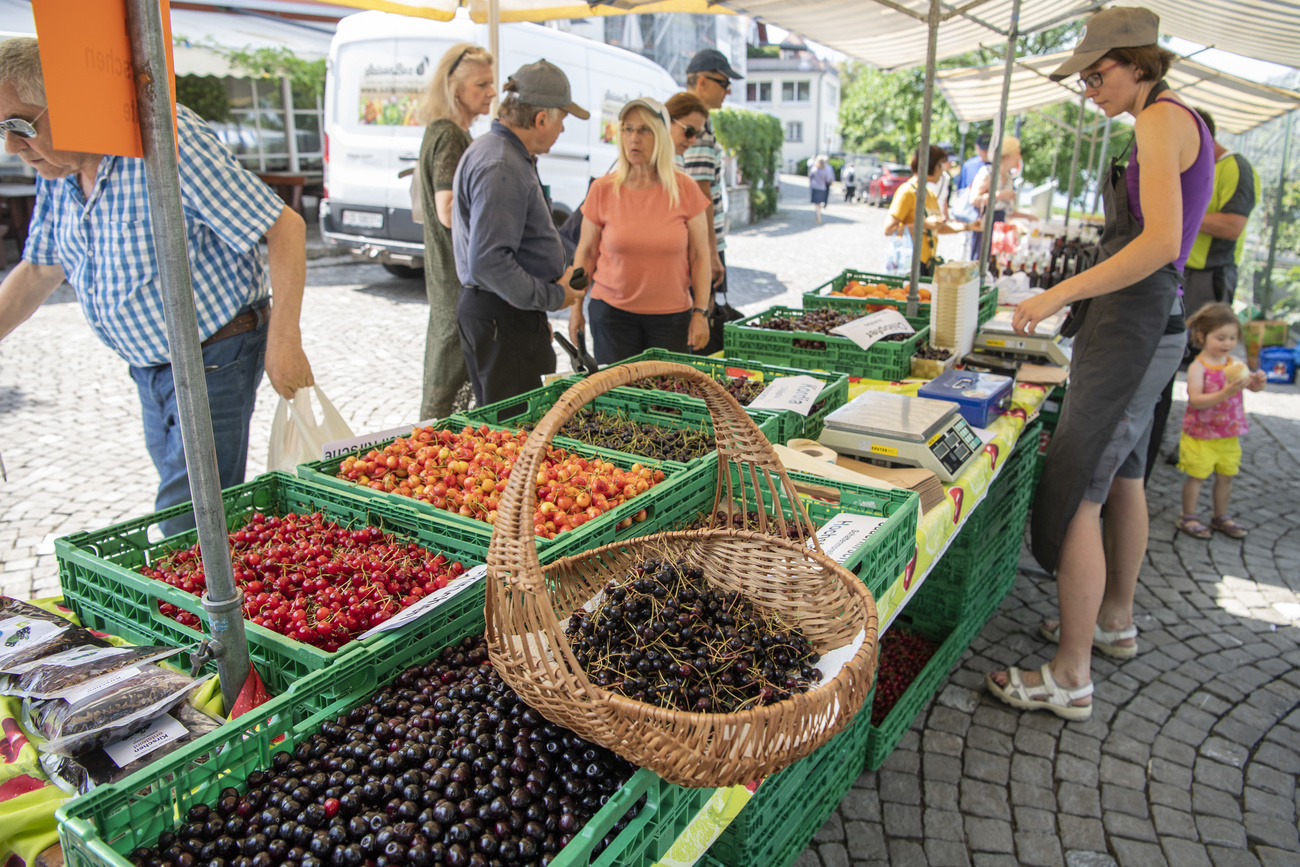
[704,75,731,92]
[674,119,699,140]
[1076,61,1120,92]
[0,106,46,138]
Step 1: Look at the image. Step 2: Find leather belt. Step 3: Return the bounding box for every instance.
[202,305,267,347]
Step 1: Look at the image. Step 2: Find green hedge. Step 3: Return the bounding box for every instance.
[713,108,783,221]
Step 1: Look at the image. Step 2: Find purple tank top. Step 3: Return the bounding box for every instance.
[1125,97,1215,272]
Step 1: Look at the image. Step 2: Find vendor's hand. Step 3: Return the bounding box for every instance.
[711,253,726,288]
[1247,369,1267,392]
[1012,290,1066,336]
[568,306,585,346]
[264,328,314,400]
[688,310,710,351]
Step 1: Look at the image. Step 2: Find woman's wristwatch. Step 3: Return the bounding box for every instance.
[692,307,709,317]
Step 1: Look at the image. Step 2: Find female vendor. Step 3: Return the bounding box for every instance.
[986,6,1213,720]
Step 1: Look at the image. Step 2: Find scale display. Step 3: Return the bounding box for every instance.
[817,393,985,482]
[975,310,1072,366]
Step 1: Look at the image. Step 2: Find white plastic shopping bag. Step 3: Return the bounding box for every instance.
[884,231,914,275]
[267,386,355,472]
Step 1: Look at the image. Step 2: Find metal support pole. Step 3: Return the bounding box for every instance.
[489,0,501,105]
[905,0,941,319]
[1063,96,1086,229]
[250,79,266,172]
[1262,109,1295,315]
[1083,109,1100,214]
[977,0,1020,283]
[1090,116,1111,214]
[126,0,249,713]
[281,76,300,173]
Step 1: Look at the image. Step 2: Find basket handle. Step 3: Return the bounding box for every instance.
[486,361,824,597]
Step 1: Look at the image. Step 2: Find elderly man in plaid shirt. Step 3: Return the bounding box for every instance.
[0,38,312,533]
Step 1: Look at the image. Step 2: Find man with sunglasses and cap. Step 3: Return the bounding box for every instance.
[0,36,312,536]
[683,48,742,345]
[452,59,587,406]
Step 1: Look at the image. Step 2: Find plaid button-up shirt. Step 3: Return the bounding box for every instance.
[23,105,285,367]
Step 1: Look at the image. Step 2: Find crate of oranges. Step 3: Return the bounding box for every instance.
[805,268,997,326]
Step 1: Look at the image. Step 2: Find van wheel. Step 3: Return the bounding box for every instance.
[383,263,424,280]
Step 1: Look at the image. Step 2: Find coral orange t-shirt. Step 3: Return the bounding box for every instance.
[580,171,710,315]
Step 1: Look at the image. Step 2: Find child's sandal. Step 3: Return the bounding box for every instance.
[1177,514,1212,540]
[1211,515,1248,539]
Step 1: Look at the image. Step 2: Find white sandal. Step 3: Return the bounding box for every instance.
[985,664,1094,721]
[1039,621,1138,659]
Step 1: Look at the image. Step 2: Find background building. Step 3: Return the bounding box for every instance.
[736,35,841,172]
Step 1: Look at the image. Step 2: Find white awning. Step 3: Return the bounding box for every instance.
[0,0,334,77]
[936,49,1300,134]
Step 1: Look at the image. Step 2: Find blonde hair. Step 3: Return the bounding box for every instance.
[0,38,46,106]
[613,104,681,209]
[416,42,493,125]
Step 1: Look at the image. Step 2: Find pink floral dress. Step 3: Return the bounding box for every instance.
[1182,360,1248,440]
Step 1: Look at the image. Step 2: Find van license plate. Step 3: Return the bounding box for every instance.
[342,210,384,229]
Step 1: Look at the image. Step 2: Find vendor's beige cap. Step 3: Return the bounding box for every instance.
[1049,7,1160,81]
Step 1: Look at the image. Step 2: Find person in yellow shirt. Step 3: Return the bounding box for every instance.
[884,144,968,277]
[1183,108,1260,309]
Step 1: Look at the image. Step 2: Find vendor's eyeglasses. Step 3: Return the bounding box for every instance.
[674,119,699,140]
[0,106,46,138]
[1076,61,1120,92]
[704,75,732,92]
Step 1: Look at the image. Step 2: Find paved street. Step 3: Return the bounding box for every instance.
[1,178,1298,866]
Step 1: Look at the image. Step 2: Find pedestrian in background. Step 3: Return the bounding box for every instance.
[684,48,742,353]
[0,37,313,536]
[570,98,711,363]
[884,145,964,278]
[415,42,494,421]
[968,135,1023,260]
[452,60,586,405]
[809,155,835,224]
[665,92,709,161]
[842,163,857,202]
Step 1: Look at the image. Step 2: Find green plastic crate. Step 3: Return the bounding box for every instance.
[701,699,873,867]
[864,612,969,769]
[560,348,851,442]
[53,472,492,696]
[723,306,929,381]
[457,381,782,471]
[56,602,716,867]
[296,420,710,565]
[803,268,998,327]
[666,465,919,602]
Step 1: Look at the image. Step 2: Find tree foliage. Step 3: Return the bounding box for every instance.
[713,107,784,220]
[225,46,327,109]
[175,75,230,123]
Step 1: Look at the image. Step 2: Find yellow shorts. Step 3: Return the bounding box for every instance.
[1178,433,1241,479]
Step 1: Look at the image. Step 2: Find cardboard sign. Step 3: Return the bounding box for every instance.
[746,375,826,417]
[829,309,915,351]
[322,424,416,461]
[357,565,487,641]
[31,0,176,158]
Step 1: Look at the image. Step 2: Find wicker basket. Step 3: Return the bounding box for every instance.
[485,361,879,788]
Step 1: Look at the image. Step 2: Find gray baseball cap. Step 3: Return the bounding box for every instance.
[1049,7,1160,81]
[619,96,669,129]
[686,48,743,80]
[504,59,590,120]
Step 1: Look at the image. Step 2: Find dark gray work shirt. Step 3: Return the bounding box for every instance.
[452,120,565,312]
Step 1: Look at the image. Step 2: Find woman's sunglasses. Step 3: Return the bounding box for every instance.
[674,119,699,140]
[0,106,47,138]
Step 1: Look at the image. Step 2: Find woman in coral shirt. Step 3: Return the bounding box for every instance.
[570,97,711,363]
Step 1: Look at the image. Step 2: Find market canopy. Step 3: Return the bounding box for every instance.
[936,49,1300,134]
[0,0,335,76]
[313,0,730,22]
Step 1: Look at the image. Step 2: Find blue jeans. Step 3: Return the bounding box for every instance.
[129,308,268,537]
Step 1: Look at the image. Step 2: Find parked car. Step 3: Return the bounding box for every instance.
[864,163,912,206]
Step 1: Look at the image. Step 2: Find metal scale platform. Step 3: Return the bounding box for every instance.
[817,392,985,482]
[974,309,1072,367]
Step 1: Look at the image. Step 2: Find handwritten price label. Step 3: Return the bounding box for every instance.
[747,376,826,417]
[358,564,487,640]
[811,513,889,564]
[829,309,915,351]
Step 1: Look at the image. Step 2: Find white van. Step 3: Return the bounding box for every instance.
[319,10,680,275]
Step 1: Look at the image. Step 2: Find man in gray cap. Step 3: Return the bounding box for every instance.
[452,59,588,405]
[684,48,742,342]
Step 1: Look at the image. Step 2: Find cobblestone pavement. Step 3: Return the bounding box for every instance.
[2,179,1299,866]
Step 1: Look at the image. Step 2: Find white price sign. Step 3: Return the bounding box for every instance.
[322,425,418,461]
[104,714,189,768]
[810,513,889,564]
[746,376,826,417]
[357,564,487,640]
[829,309,915,351]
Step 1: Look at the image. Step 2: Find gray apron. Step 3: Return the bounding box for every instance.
[1030,84,1183,573]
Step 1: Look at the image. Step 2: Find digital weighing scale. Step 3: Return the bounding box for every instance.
[817,392,985,482]
[974,309,1072,367]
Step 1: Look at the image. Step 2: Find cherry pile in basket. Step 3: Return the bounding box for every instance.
[870,627,940,725]
[566,556,821,713]
[532,408,713,463]
[127,637,640,867]
[336,425,664,538]
[147,512,468,652]
[753,309,910,351]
